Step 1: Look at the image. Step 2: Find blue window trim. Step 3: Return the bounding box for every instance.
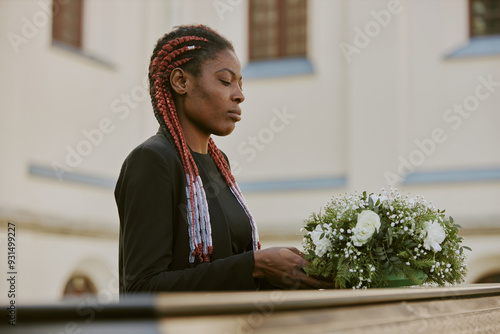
[29,164,116,189]
[29,164,345,192]
[445,35,500,59]
[403,167,500,185]
[242,57,314,79]
[239,176,346,193]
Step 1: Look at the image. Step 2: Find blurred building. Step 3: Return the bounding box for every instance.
[0,0,499,303]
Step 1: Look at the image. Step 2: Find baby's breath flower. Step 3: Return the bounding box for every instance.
[301,188,468,288]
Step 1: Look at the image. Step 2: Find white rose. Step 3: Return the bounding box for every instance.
[422,221,446,252]
[351,210,381,247]
[310,225,332,257]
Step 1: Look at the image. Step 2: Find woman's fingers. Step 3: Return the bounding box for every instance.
[284,266,335,290]
[280,247,307,267]
[285,251,336,289]
[254,247,335,289]
[286,247,307,259]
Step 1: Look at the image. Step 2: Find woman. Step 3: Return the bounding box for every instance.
[115,25,332,293]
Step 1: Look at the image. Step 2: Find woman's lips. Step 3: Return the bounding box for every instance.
[228,110,242,121]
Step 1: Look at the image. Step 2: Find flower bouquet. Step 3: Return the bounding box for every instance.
[302,189,470,289]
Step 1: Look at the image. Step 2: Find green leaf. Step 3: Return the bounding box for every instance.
[462,245,472,251]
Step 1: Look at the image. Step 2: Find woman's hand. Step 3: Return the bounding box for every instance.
[253,247,335,290]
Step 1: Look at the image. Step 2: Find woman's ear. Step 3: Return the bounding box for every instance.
[170,68,188,95]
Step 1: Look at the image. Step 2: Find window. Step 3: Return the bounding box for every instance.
[248,0,307,61]
[52,0,84,48]
[470,0,500,37]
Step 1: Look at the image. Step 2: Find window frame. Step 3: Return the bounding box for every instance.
[446,0,500,59]
[247,0,308,61]
[52,0,84,49]
[469,0,500,38]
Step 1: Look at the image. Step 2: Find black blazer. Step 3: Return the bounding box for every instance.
[115,132,258,294]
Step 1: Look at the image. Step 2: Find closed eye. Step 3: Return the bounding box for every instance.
[220,80,230,86]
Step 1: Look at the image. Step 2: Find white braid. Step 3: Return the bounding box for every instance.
[186,161,260,263]
[230,182,260,251]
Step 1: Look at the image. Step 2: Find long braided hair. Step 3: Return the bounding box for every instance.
[148,25,260,263]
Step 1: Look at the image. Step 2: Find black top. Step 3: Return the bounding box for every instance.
[115,132,259,294]
[190,151,253,255]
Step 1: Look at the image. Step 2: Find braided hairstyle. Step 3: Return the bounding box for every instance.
[148,25,260,263]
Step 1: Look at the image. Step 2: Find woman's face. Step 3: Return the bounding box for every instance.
[178,49,245,140]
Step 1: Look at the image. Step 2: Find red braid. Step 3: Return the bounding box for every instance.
[149,32,260,263]
[208,139,261,252]
[152,42,200,255]
[208,139,235,185]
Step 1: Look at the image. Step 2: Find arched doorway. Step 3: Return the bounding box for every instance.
[62,275,97,297]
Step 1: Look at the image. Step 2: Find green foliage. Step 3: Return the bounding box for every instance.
[301,189,470,289]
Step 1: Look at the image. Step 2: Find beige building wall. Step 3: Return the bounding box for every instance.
[0,0,499,303]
